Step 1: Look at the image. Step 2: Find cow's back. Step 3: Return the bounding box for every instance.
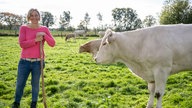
[150,25,192,72]
[114,24,192,74]
[161,25,192,73]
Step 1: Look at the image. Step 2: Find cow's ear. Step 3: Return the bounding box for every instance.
[107,31,114,44]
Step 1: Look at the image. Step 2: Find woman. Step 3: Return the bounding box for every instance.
[12,8,55,108]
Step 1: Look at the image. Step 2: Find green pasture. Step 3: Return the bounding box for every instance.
[0,36,192,108]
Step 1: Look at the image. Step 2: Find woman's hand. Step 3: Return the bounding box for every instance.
[35,32,45,42]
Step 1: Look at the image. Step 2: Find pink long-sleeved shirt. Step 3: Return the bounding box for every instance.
[19,25,55,59]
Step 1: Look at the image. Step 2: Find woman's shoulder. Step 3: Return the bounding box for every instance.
[20,24,48,30]
[40,25,48,29]
[39,25,50,31]
[19,24,29,30]
[20,24,28,28]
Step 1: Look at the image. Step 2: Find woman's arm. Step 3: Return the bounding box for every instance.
[19,26,37,48]
[43,27,56,47]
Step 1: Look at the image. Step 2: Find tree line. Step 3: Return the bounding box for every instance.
[0,0,192,32]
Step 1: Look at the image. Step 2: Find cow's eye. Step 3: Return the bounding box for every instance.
[102,42,107,46]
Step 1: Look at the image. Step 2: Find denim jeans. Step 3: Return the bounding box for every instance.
[14,59,44,103]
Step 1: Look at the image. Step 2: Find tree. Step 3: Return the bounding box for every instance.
[0,12,22,30]
[77,20,86,30]
[22,14,28,24]
[159,0,192,24]
[84,12,91,30]
[41,11,54,27]
[59,11,72,30]
[143,15,156,27]
[97,12,102,22]
[112,8,142,31]
[0,13,3,24]
[97,12,103,30]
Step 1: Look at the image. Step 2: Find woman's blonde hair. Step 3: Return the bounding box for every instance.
[27,8,40,21]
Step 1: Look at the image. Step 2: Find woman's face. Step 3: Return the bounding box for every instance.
[29,11,40,24]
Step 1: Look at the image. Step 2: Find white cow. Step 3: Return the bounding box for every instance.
[74,30,86,38]
[95,24,192,108]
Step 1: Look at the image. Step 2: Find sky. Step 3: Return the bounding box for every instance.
[0,0,165,28]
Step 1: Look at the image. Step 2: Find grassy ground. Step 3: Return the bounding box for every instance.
[0,36,192,108]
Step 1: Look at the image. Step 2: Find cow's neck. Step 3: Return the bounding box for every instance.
[114,32,146,76]
[115,32,143,60]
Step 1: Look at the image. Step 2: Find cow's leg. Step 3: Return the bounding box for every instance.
[154,68,169,108]
[146,82,155,108]
[74,33,78,38]
[83,34,86,38]
[73,36,76,42]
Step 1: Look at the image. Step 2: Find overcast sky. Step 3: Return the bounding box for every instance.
[0,0,165,28]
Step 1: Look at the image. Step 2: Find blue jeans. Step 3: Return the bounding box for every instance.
[14,59,44,103]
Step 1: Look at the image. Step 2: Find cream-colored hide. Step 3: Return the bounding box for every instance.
[95,24,192,108]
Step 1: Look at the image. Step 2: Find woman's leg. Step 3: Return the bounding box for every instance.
[31,61,42,102]
[14,60,31,103]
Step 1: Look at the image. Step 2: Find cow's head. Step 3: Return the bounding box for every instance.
[79,43,91,53]
[95,29,116,64]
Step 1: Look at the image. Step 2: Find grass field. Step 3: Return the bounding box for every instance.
[0,36,192,108]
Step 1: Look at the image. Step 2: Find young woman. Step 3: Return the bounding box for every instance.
[12,8,55,108]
